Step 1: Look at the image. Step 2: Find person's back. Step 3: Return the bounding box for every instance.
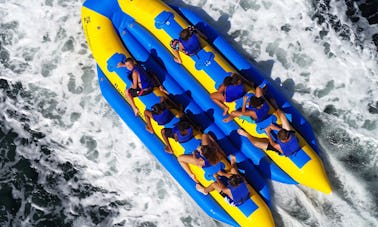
[179,27,201,55]
[225,174,250,206]
[276,129,301,156]
[223,75,246,102]
[151,102,174,126]
[170,26,202,64]
[247,96,270,123]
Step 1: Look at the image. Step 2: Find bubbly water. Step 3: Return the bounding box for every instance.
[0,0,377,226]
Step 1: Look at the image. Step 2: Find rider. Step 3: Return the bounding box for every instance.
[210,73,253,116]
[170,26,204,64]
[238,109,301,156]
[196,155,250,206]
[177,133,226,182]
[223,86,270,123]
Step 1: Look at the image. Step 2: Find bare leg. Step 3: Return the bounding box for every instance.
[196,181,225,195]
[144,110,154,134]
[161,128,173,154]
[125,90,139,116]
[172,50,182,64]
[237,129,269,150]
[210,92,229,116]
[223,110,243,123]
[177,155,201,182]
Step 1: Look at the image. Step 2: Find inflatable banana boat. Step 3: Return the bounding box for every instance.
[82,0,275,226]
[82,0,331,225]
[113,0,331,194]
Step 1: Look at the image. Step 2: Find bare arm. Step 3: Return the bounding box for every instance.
[265,128,283,154]
[241,96,248,113]
[131,71,139,89]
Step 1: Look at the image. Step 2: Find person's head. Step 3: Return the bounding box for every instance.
[177,121,191,135]
[231,74,242,85]
[249,96,265,108]
[201,145,219,164]
[228,174,244,187]
[277,129,291,142]
[124,57,136,71]
[223,76,233,86]
[179,28,192,41]
[151,103,166,114]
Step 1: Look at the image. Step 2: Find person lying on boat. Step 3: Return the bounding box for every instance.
[117,58,168,116]
[170,25,207,64]
[161,117,196,154]
[144,96,184,134]
[210,73,253,116]
[177,133,227,182]
[223,85,270,123]
[238,109,301,156]
[196,155,250,206]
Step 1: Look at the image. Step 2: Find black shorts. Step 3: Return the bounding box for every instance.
[267,143,280,154]
[128,87,153,97]
[163,128,174,139]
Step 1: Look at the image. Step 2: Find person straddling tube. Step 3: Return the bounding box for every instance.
[117,58,168,116]
[170,26,206,64]
[196,155,251,207]
[161,116,196,154]
[177,133,227,183]
[238,109,301,157]
[210,73,253,116]
[223,85,270,123]
[144,95,184,134]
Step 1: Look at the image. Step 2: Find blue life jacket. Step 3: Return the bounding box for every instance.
[172,126,193,143]
[195,150,211,168]
[277,132,301,156]
[179,34,200,55]
[152,109,174,125]
[248,101,270,123]
[227,182,250,206]
[224,84,246,102]
[133,66,153,90]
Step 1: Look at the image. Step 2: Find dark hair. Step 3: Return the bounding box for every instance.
[179,28,192,41]
[249,96,265,108]
[125,57,135,64]
[229,174,244,187]
[151,103,166,114]
[231,74,242,85]
[277,129,290,141]
[177,120,191,133]
[223,76,233,86]
[201,145,218,165]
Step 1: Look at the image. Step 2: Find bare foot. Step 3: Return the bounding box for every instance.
[173,57,182,64]
[164,146,173,154]
[190,174,199,183]
[237,128,248,137]
[133,108,139,116]
[223,116,233,123]
[145,125,154,134]
[222,107,229,116]
[196,184,208,195]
